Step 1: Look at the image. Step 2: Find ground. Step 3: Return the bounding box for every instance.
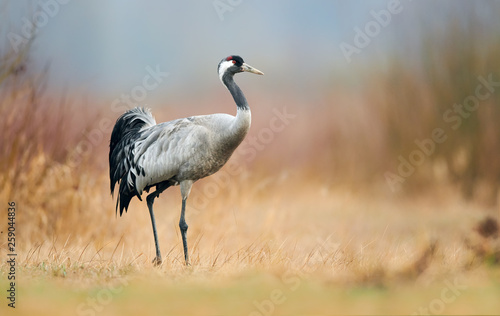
[1,179,499,315]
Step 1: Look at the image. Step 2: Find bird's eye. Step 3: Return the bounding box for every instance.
[232,60,236,64]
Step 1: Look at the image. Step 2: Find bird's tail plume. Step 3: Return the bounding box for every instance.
[109,107,156,215]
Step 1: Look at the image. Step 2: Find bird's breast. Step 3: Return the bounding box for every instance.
[177,144,235,180]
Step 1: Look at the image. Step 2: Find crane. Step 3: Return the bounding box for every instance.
[109,55,264,266]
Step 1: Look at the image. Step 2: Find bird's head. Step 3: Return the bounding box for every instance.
[217,55,264,82]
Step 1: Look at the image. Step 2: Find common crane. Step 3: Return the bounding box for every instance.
[109,56,264,265]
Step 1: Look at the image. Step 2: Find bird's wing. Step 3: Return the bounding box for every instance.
[109,107,156,196]
[130,117,211,194]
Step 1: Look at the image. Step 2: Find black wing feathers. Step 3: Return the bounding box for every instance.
[109,107,156,215]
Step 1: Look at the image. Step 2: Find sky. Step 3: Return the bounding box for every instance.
[1,1,498,103]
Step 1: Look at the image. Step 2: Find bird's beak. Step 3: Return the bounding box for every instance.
[241,63,264,75]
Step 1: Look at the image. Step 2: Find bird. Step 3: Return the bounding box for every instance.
[109,55,264,266]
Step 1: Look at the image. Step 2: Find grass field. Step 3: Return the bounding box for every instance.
[1,174,500,315]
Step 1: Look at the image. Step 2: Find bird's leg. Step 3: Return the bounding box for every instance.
[179,198,189,265]
[146,193,162,266]
[146,182,170,266]
[180,181,193,266]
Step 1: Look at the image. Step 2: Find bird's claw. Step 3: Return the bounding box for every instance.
[152,256,162,266]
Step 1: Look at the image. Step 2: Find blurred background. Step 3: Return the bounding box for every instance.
[1,0,500,243]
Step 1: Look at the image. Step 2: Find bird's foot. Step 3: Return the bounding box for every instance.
[152,256,162,266]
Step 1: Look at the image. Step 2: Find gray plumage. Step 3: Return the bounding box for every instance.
[109,55,263,265]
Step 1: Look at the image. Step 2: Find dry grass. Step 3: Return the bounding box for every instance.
[2,125,500,312]
[1,176,500,315]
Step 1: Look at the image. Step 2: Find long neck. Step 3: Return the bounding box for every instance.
[221,72,251,143]
[222,72,249,111]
